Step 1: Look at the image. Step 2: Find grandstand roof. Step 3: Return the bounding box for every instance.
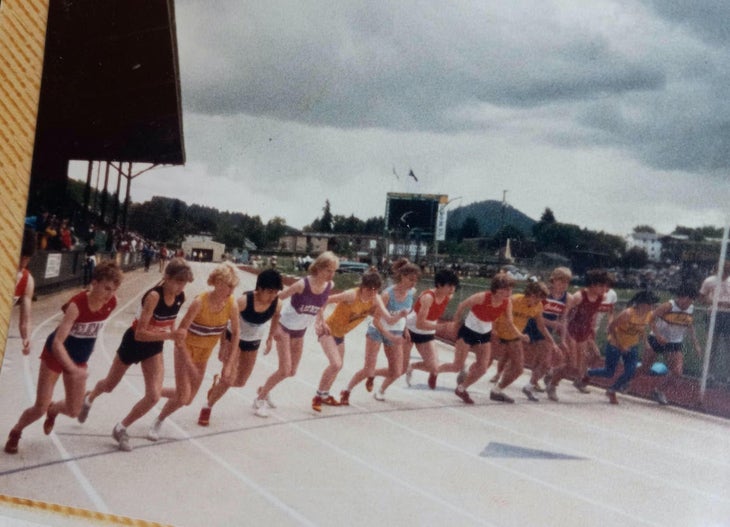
[35,0,185,165]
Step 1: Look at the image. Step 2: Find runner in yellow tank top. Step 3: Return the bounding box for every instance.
[313,269,406,411]
[585,290,658,404]
[147,264,240,440]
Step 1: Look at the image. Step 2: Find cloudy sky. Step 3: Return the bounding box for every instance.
[74,0,730,236]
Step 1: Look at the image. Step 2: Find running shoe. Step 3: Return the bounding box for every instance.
[573,379,590,394]
[606,390,618,405]
[405,364,413,387]
[455,387,474,404]
[428,372,437,390]
[373,390,386,401]
[321,395,340,407]
[112,425,132,452]
[253,398,270,418]
[365,377,375,392]
[522,385,539,402]
[546,384,559,402]
[489,391,514,404]
[257,386,276,409]
[147,418,163,441]
[533,382,546,393]
[489,373,499,383]
[43,410,57,435]
[4,430,21,454]
[339,390,350,406]
[653,389,668,405]
[312,395,323,412]
[77,392,92,423]
[198,407,211,426]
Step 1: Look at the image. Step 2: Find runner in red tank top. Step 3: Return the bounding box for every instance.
[546,269,611,402]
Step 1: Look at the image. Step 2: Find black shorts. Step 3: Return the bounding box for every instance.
[409,331,435,344]
[117,327,164,365]
[225,329,261,352]
[457,324,491,346]
[648,335,683,354]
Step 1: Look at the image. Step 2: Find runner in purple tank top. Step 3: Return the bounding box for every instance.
[252,251,338,417]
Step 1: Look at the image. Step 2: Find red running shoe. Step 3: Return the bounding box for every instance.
[455,387,474,404]
[198,407,211,426]
[4,430,21,454]
[365,377,375,392]
[339,390,350,406]
[607,390,619,405]
[321,395,340,407]
[43,411,57,435]
[312,395,322,412]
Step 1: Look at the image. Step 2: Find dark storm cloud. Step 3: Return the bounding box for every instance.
[644,0,730,45]
[177,1,666,132]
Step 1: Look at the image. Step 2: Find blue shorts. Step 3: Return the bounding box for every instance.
[524,319,543,342]
[366,325,400,346]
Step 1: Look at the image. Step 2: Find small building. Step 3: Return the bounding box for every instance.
[182,234,225,262]
[626,232,662,262]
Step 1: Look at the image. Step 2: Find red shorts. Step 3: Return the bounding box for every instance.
[40,346,88,374]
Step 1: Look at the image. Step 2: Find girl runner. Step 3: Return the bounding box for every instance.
[78,258,193,451]
[342,258,420,402]
[147,263,240,440]
[198,269,283,425]
[5,261,123,454]
[252,251,338,417]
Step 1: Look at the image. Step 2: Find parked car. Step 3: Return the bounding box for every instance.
[337,260,370,273]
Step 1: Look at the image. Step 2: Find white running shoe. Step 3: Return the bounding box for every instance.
[373,390,386,401]
[147,418,163,442]
[257,387,276,408]
[112,424,132,452]
[253,398,270,418]
[653,389,668,405]
[77,392,92,423]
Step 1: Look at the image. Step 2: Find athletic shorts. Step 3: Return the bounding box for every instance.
[281,325,307,339]
[457,324,491,346]
[498,336,521,344]
[40,346,88,374]
[524,319,543,342]
[409,331,435,344]
[117,327,164,365]
[648,335,683,354]
[188,342,217,364]
[320,334,345,346]
[224,329,260,352]
[366,325,400,346]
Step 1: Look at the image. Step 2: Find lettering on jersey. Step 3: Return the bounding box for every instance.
[70,321,105,338]
[296,305,322,316]
[661,312,693,327]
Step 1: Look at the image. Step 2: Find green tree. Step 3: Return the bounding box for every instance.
[458,216,481,241]
[633,225,656,233]
[622,246,649,269]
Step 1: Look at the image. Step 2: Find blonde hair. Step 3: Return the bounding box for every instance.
[207,263,240,288]
[549,266,572,283]
[308,251,339,275]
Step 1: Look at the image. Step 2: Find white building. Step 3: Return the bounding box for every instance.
[626,232,662,262]
[182,234,225,262]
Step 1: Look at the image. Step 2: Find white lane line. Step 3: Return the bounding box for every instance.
[250,350,667,526]
[14,271,160,514]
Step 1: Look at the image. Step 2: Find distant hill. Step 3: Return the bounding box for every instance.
[446,200,536,237]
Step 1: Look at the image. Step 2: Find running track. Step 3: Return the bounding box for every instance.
[1,263,728,527]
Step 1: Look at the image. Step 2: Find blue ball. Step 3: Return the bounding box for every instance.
[650,362,669,376]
